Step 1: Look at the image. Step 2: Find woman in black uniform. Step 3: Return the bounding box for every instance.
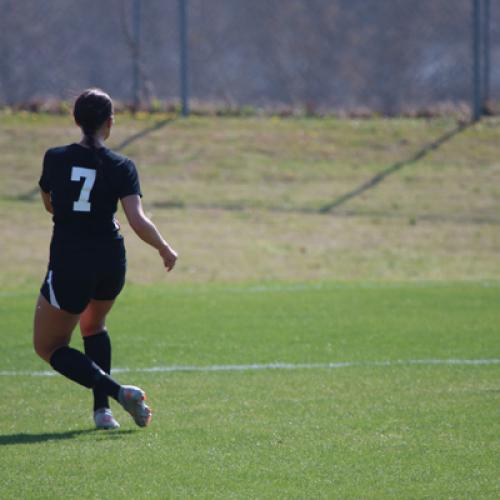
[34,88,177,429]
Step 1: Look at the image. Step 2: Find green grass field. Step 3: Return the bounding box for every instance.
[1,283,499,498]
[1,113,499,498]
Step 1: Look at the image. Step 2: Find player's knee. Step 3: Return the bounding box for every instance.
[80,324,106,337]
[33,334,67,363]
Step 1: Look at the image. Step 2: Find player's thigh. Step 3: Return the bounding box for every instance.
[80,299,116,337]
[80,244,127,337]
[33,294,80,362]
[40,264,95,315]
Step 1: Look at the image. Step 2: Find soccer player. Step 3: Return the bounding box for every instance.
[33,88,178,429]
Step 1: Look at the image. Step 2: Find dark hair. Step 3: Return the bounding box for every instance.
[73,88,113,149]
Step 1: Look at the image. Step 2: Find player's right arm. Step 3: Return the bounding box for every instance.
[39,149,54,214]
[40,189,53,214]
[121,194,178,272]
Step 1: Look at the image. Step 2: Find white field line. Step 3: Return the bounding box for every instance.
[1,358,499,377]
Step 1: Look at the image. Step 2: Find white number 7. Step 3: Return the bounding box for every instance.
[71,166,96,212]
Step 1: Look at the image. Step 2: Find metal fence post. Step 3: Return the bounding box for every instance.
[179,0,189,116]
[132,0,142,111]
[472,0,482,121]
[482,0,491,110]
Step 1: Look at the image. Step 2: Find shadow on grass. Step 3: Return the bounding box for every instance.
[113,117,176,152]
[0,428,136,446]
[10,118,496,225]
[13,186,39,202]
[319,121,470,214]
[150,120,493,222]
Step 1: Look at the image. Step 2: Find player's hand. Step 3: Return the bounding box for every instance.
[159,244,178,272]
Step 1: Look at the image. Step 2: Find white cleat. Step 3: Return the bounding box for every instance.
[118,385,152,427]
[94,408,120,430]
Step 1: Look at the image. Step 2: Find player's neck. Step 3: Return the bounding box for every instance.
[79,135,106,149]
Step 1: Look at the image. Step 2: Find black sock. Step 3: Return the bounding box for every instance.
[49,346,121,401]
[84,331,112,411]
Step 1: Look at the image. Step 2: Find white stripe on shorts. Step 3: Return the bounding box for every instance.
[47,270,61,309]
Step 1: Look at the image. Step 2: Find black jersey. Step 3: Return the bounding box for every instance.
[39,144,141,240]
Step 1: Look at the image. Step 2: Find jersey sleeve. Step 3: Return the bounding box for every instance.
[38,150,52,193]
[116,159,142,199]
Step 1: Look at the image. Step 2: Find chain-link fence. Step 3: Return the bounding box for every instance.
[0,0,498,116]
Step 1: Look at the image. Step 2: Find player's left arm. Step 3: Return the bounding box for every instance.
[40,189,53,214]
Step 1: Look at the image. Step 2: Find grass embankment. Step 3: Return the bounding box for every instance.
[1,113,499,288]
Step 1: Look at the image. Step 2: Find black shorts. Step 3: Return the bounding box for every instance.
[40,237,126,314]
